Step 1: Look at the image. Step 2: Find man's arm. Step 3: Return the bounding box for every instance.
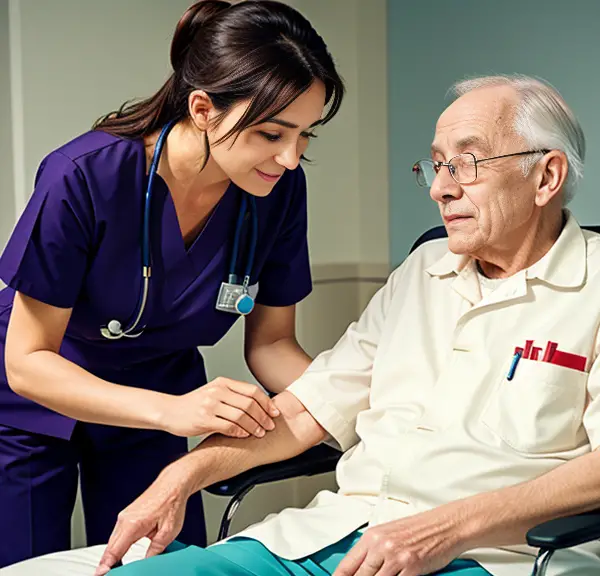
[462,448,600,547]
[97,270,402,575]
[95,390,325,575]
[334,449,600,576]
[171,390,327,496]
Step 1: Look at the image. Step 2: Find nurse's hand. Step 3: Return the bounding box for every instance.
[94,465,190,576]
[160,377,280,439]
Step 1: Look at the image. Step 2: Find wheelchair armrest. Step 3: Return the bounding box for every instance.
[526,510,600,550]
[204,444,342,497]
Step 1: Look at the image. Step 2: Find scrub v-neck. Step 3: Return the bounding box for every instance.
[163,179,239,301]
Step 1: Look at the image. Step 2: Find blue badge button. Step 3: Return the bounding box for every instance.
[235,294,255,315]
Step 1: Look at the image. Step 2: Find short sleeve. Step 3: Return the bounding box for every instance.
[256,167,312,307]
[287,269,398,451]
[0,151,95,308]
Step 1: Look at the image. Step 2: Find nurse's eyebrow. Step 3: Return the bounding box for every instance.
[259,118,320,129]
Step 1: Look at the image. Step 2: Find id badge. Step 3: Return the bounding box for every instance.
[216,282,259,314]
[216,282,246,314]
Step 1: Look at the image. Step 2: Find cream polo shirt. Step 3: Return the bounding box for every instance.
[235,212,600,576]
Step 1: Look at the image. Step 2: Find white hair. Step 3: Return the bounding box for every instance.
[451,74,585,204]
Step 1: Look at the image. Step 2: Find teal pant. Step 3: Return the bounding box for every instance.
[111,531,492,575]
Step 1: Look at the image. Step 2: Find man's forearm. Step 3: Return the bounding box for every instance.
[162,390,327,497]
[462,449,600,548]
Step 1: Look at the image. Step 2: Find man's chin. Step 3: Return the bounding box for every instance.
[447,233,480,256]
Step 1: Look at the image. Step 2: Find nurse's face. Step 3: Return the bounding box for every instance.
[206,81,327,196]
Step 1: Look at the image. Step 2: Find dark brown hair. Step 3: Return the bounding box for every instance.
[94,0,344,145]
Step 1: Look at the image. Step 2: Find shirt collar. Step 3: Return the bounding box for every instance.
[526,210,586,288]
[426,210,587,289]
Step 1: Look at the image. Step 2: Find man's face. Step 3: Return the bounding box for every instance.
[429,86,539,257]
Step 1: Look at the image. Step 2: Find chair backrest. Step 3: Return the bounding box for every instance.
[410,224,600,254]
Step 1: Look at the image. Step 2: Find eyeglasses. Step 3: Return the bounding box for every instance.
[412,150,550,187]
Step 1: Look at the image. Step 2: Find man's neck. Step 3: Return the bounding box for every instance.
[476,210,565,279]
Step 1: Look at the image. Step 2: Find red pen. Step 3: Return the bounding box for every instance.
[530,347,542,361]
[542,341,558,362]
[523,340,534,359]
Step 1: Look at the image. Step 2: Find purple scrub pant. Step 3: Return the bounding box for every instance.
[0,423,206,568]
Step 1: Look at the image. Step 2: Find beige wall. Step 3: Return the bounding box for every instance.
[0,0,15,252]
[5,0,388,549]
[357,0,389,266]
[10,0,389,268]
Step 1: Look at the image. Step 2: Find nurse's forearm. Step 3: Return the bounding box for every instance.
[245,336,312,394]
[161,390,326,496]
[7,350,168,429]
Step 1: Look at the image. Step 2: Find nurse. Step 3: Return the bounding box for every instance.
[0,0,344,568]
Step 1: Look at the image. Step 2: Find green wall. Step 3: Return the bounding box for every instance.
[388,0,600,265]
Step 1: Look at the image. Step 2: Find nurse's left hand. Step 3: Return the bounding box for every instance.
[95,465,189,575]
[333,502,473,576]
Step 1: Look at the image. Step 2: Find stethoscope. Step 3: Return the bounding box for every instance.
[100,120,258,340]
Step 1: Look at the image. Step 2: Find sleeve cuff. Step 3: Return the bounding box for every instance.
[255,280,312,307]
[287,378,359,452]
[0,273,75,309]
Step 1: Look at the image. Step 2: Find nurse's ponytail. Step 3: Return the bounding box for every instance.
[170,1,230,73]
[94,0,344,142]
[94,1,230,137]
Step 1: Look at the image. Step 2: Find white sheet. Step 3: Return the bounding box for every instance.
[0,538,151,576]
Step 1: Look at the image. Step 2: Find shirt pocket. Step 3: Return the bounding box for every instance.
[481,358,587,454]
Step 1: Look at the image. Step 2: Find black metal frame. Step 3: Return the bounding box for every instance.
[204,223,600,576]
[204,444,342,541]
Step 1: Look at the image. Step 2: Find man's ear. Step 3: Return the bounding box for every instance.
[534,150,568,207]
[188,90,215,132]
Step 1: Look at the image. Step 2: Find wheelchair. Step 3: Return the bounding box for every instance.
[206,224,600,576]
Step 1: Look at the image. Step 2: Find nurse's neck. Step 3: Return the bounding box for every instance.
[145,120,229,204]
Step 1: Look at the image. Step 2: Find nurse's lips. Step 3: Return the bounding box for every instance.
[256,169,283,183]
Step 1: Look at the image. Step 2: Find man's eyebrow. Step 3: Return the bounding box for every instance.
[455,135,492,155]
[431,136,492,158]
[430,143,442,156]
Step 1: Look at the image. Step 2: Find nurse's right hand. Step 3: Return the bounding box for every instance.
[159,377,280,439]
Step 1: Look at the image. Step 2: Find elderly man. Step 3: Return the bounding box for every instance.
[5,74,600,576]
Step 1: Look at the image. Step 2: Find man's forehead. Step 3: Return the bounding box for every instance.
[432,86,518,153]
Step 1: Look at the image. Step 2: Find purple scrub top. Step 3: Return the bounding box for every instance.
[0,130,312,441]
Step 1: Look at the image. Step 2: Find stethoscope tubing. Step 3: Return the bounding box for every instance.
[101,120,257,340]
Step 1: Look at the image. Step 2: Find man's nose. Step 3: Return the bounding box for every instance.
[430,165,463,203]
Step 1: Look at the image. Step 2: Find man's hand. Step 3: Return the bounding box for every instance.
[334,502,472,576]
[94,466,193,576]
